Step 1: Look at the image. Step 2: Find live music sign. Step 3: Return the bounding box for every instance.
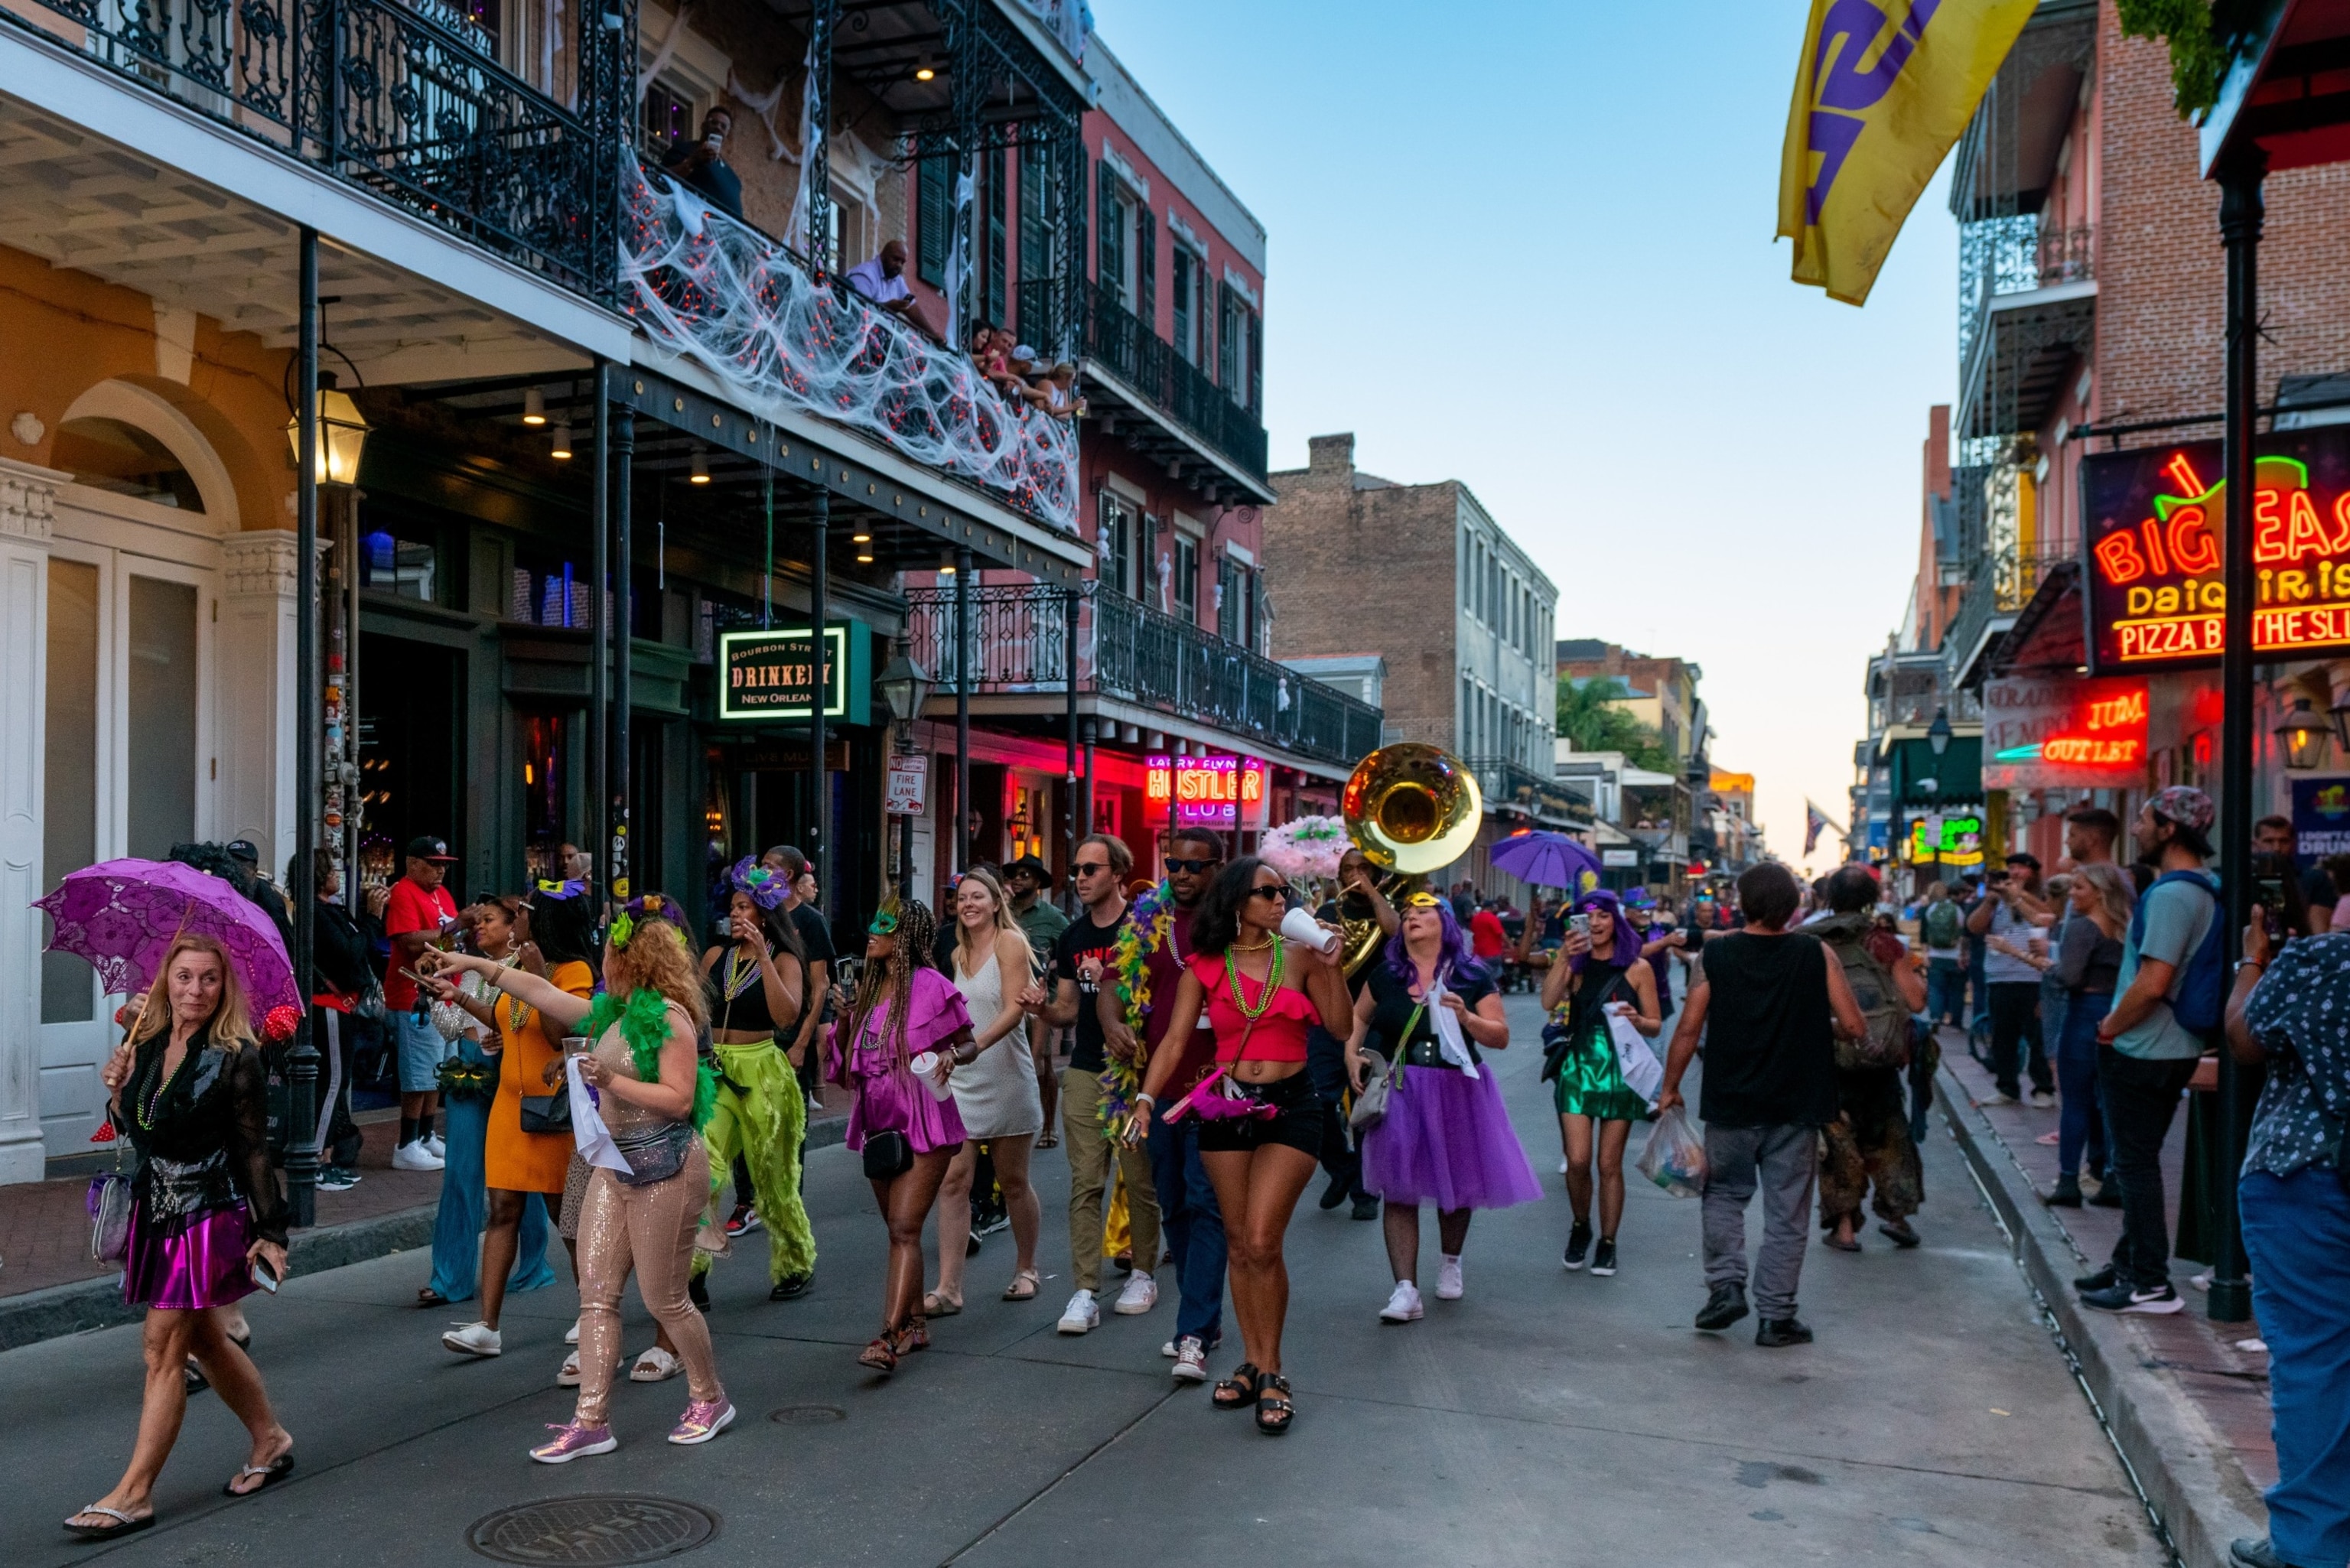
[2084,430,2350,672]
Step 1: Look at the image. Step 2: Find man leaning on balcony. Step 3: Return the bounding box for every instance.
[661,108,744,220]
[847,240,936,335]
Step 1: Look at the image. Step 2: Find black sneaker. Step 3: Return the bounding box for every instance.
[2231,1535,2311,1568]
[2042,1176,2083,1208]
[317,1166,360,1192]
[1350,1194,1381,1222]
[1563,1221,1593,1270]
[688,1273,711,1312]
[1694,1282,1749,1331]
[1318,1172,1350,1210]
[1756,1317,1814,1348]
[769,1272,813,1301]
[2073,1264,2119,1293]
[1590,1237,1618,1277]
[2087,1183,2125,1209]
[724,1203,761,1238]
[2080,1280,2184,1315]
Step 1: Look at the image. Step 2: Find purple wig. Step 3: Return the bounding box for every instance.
[1383,895,1486,991]
[1570,890,1640,974]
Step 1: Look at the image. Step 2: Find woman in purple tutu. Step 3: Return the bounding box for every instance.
[1346,892,1542,1323]
[66,934,295,1541]
[826,898,975,1374]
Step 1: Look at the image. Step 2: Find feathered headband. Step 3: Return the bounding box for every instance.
[608,893,682,950]
[727,856,790,911]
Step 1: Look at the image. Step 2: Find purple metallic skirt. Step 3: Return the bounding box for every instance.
[848,1067,968,1157]
[1361,1065,1545,1212]
[122,1199,257,1310]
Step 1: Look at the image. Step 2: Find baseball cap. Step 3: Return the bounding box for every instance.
[405,835,459,863]
[2147,785,2216,834]
[224,839,260,865]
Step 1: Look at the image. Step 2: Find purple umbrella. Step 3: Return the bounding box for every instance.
[1488,831,1605,896]
[35,857,299,1028]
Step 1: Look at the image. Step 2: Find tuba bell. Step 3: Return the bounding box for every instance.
[1334,744,1484,976]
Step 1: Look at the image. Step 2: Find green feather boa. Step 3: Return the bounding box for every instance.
[581,987,717,1131]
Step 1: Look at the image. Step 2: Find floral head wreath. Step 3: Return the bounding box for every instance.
[727,856,790,911]
[608,893,682,950]
[534,877,588,901]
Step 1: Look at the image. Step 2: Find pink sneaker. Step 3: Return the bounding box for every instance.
[668,1397,736,1446]
[529,1421,617,1464]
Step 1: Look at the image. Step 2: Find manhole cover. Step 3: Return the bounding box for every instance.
[770,1404,847,1425]
[468,1495,718,1564]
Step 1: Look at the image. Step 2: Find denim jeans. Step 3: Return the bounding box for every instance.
[1987,981,2052,1098]
[2054,992,2111,1182]
[1925,959,1966,1029]
[2241,1169,2350,1568]
[1147,1113,1225,1346]
[2098,1044,2196,1288]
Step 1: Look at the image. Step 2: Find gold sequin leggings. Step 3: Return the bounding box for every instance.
[573,1138,721,1425]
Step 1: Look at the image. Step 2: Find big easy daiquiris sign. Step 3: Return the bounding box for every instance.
[2084,430,2350,672]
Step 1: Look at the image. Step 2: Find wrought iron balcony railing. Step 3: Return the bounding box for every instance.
[1082,282,1269,485]
[903,582,1383,769]
[4,0,624,298]
[1463,756,1591,828]
[1958,216,2095,372]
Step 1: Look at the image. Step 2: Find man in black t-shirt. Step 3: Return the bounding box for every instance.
[1658,862,1865,1349]
[1019,834,1160,1335]
[659,108,744,220]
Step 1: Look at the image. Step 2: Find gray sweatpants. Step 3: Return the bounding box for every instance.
[1702,1123,1820,1322]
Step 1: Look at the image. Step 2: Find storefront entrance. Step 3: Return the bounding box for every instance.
[358,633,464,873]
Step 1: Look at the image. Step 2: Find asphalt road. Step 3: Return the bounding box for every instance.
[3,994,2170,1567]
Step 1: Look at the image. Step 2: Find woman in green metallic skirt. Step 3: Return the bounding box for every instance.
[1538,890,1661,1278]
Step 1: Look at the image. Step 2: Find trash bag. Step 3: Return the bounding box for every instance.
[1635,1107,1707,1199]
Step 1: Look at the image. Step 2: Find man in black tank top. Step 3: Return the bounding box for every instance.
[1658,864,1866,1348]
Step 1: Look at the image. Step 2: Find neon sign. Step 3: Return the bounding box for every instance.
[1144,755,1266,830]
[2084,433,2350,672]
[1908,813,1984,867]
[1983,676,2150,789]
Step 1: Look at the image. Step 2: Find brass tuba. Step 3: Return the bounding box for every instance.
[1334,743,1485,976]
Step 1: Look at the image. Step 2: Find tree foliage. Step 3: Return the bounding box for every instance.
[1556,676,1675,774]
[2115,0,2263,117]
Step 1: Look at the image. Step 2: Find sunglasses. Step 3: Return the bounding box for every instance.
[1165,857,1219,874]
[1247,884,1288,902]
[1073,862,1112,877]
[867,909,900,936]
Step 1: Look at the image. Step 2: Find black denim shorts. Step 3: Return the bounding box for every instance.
[1194,1069,1324,1157]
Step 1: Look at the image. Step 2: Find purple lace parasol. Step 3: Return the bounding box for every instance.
[34,857,298,1025]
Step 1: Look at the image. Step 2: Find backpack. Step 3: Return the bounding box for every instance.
[1818,916,1912,1071]
[1923,899,1963,952]
[2126,871,2227,1036]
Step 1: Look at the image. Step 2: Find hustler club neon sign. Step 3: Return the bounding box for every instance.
[2084,434,2350,672]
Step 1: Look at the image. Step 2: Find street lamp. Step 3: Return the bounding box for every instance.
[284,372,369,486]
[2276,695,2330,771]
[1925,708,1952,757]
[877,642,933,897]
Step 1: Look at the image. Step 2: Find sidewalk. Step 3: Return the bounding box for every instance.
[1933,1024,2272,1568]
[0,1090,851,1351]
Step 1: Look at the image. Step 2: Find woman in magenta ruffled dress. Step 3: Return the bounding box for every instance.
[827,899,978,1372]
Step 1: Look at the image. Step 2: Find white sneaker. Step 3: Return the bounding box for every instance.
[556,1350,581,1387]
[565,1320,580,1345]
[2027,1089,2056,1109]
[1056,1289,1099,1335]
[425,1130,447,1156]
[1435,1256,1464,1300]
[442,1320,503,1357]
[392,1140,444,1172]
[1113,1272,1157,1316]
[1379,1281,1424,1322]
[1160,1339,1178,1358]
[1170,1335,1209,1383]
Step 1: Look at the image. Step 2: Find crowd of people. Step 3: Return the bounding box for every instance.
[54,804,2348,1568]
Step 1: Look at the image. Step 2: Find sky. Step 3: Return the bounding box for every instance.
[1092,0,1961,874]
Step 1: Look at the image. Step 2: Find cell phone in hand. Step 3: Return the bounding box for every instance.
[251,1257,280,1293]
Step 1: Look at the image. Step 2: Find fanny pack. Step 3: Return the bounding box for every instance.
[1164,1065,1280,1124]
[610,1120,694,1187]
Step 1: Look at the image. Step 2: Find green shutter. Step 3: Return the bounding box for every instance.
[917,151,948,288]
[1136,207,1155,332]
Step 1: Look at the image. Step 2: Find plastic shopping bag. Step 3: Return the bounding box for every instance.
[568,1056,633,1175]
[1635,1106,1707,1199]
[1604,1004,1664,1105]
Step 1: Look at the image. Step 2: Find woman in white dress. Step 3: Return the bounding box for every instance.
[926,869,1046,1313]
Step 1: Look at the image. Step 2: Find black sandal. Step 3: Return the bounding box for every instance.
[1255,1372,1294,1436]
[1211,1361,1261,1410]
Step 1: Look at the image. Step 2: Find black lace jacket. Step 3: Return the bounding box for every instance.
[119,1023,289,1245]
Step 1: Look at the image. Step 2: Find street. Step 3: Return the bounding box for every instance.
[3,995,2167,1568]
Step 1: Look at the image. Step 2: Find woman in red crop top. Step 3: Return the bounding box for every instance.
[1135,857,1351,1436]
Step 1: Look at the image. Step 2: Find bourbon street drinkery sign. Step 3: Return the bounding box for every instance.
[717,625,871,722]
[2083,431,2350,672]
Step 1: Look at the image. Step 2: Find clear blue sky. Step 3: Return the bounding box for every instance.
[1094,0,1960,870]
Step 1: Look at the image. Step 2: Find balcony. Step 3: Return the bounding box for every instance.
[1958,217,2095,445]
[1943,547,2070,689]
[624,160,1080,532]
[1463,756,1590,831]
[903,582,1382,769]
[2,0,623,299]
[1079,282,1271,498]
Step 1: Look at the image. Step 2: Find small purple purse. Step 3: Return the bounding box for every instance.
[1162,1068,1278,1124]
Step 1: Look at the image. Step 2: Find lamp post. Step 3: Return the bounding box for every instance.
[877,640,934,899]
[2276,695,2330,771]
[1926,707,1952,756]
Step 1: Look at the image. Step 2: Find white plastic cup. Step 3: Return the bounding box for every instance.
[1279,906,1340,956]
[909,1051,954,1100]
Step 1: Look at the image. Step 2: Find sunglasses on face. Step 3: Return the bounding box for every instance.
[1073,862,1111,877]
[1165,857,1219,874]
[1247,884,1287,903]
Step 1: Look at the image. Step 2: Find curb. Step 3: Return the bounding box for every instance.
[1935,1064,2266,1568]
[0,1114,848,1354]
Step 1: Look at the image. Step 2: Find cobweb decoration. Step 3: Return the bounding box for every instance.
[620,161,1079,533]
[1259,815,1349,884]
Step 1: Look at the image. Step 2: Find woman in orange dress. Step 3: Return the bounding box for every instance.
[429,885,597,1358]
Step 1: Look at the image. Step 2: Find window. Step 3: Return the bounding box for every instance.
[1096,159,1127,305]
[643,80,695,158]
[1218,282,1257,408]
[1136,207,1156,331]
[362,524,441,603]
[1098,491,1132,596]
[509,547,591,628]
[51,418,203,511]
[1171,247,1197,363]
[127,576,197,860]
[42,558,99,1023]
[918,151,952,289]
[1216,556,1240,642]
[981,148,1007,328]
[1017,139,1053,346]
[1173,535,1198,622]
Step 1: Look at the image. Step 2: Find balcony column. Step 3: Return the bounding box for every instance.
[806,0,835,275]
[2209,147,2266,1326]
[286,226,322,1228]
[591,371,609,897]
[955,545,972,873]
[809,486,828,908]
[1065,585,1079,907]
[614,412,634,899]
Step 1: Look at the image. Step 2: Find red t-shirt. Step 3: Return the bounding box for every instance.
[1142,920,1219,1092]
[1470,909,1508,958]
[382,877,458,1010]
